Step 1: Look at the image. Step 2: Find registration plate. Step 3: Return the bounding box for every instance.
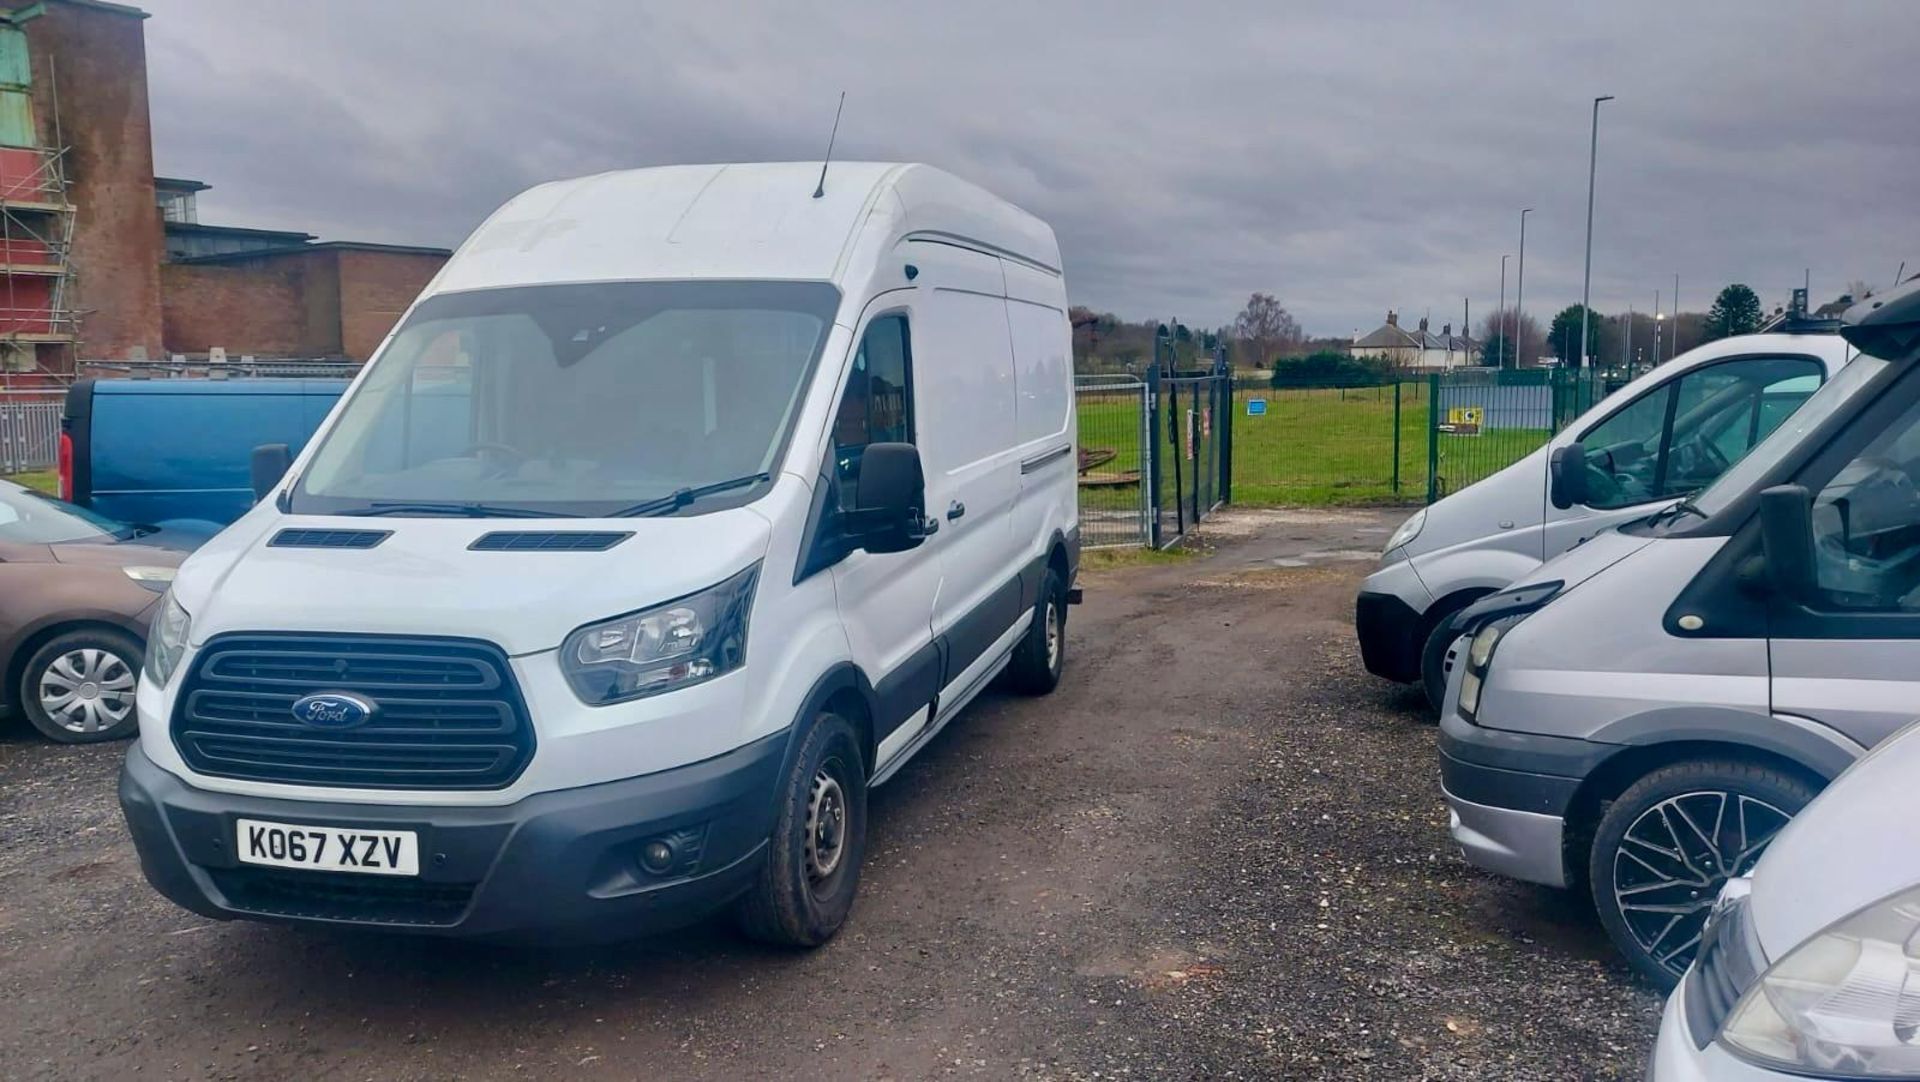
[235,818,419,876]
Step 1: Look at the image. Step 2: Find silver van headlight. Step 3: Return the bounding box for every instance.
[144,589,192,689]
[1720,880,1920,1075]
[560,563,760,705]
[1385,508,1427,555]
[1456,621,1509,719]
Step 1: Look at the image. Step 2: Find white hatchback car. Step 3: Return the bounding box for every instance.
[1649,714,1920,1079]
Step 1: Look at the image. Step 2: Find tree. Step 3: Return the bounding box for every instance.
[1704,284,1763,340]
[1270,349,1394,387]
[1476,308,1544,367]
[1231,292,1303,369]
[1478,332,1512,368]
[1546,304,1602,365]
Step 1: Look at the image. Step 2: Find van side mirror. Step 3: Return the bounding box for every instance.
[846,442,933,555]
[250,443,292,503]
[1758,484,1818,601]
[1549,443,1590,509]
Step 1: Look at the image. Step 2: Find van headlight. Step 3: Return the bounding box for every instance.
[1449,580,1564,722]
[560,563,760,705]
[1385,508,1427,555]
[144,589,192,689]
[1456,621,1509,720]
[1720,880,1920,1076]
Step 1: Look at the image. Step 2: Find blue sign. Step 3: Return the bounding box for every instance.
[1246,398,1268,416]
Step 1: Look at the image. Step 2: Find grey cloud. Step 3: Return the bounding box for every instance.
[137,0,1917,333]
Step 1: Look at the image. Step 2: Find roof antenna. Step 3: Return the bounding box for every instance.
[812,91,846,200]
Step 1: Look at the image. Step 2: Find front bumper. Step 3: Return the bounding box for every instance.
[1355,589,1426,683]
[119,729,791,941]
[1438,710,1617,889]
[1648,978,1788,1082]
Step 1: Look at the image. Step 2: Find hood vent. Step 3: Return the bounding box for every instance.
[269,528,392,550]
[469,531,632,553]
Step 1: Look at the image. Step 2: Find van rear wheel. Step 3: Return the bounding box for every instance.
[1004,566,1067,695]
[1588,759,1817,989]
[734,711,868,948]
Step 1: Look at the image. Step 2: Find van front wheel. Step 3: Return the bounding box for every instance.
[1004,567,1067,695]
[1588,759,1817,989]
[734,711,868,948]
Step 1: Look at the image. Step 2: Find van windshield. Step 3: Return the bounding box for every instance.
[292,281,840,517]
[1684,348,1883,521]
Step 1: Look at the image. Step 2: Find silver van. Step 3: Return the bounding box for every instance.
[1437,279,1920,986]
[1359,333,1853,707]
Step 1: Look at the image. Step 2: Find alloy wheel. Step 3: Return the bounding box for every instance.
[1611,790,1791,979]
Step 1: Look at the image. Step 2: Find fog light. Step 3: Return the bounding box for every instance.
[639,840,675,874]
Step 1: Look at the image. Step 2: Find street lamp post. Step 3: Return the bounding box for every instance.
[1515,208,1533,367]
[1498,254,1509,368]
[1655,289,1665,369]
[1579,94,1614,370]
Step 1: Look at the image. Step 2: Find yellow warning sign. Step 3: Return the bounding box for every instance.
[1444,406,1483,436]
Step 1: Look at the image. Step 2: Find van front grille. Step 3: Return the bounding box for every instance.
[170,634,535,791]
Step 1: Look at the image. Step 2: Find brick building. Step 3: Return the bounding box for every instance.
[0,0,447,385]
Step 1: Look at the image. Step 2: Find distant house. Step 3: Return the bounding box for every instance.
[1349,310,1478,370]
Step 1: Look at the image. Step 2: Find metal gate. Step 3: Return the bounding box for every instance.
[1149,357,1232,548]
[1073,374,1151,547]
[0,393,59,473]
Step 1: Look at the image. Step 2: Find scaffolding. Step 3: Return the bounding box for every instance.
[0,48,79,393]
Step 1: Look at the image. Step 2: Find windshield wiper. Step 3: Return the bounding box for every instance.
[611,472,772,518]
[344,501,575,519]
[1655,498,1708,525]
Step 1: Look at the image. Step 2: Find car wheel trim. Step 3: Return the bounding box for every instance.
[37,647,136,734]
[1611,789,1791,978]
[1044,597,1062,674]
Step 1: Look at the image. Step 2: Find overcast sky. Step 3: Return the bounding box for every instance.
[137,0,1915,337]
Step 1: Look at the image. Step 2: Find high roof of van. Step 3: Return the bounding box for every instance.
[429,162,1060,298]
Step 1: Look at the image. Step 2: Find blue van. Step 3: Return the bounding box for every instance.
[62,379,347,533]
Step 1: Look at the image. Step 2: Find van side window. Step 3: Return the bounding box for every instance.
[1808,395,1920,611]
[1578,388,1671,509]
[832,315,913,507]
[1580,357,1824,510]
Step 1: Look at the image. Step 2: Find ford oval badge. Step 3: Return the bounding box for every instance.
[291,692,376,729]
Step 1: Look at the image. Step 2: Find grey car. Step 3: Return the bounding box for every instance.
[1437,278,1920,986]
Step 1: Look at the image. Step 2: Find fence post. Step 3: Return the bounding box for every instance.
[1216,347,1233,505]
[1391,381,1402,496]
[1425,373,1442,504]
[1145,363,1163,549]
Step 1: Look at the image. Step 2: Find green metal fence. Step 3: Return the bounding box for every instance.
[1221,368,1615,507]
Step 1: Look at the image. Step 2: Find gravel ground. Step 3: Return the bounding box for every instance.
[0,507,1661,1080]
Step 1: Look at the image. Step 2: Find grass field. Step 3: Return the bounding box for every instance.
[2,469,55,494]
[1076,382,1550,512]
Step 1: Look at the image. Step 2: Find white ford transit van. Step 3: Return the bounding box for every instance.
[119,163,1081,947]
[1357,333,1854,708]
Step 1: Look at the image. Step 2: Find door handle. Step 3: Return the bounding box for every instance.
[946,501,966,522]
